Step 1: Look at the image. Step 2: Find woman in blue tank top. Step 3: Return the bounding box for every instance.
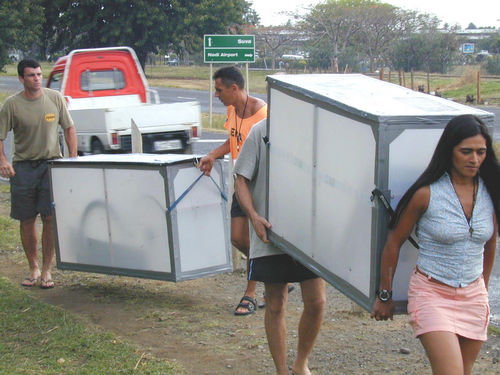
[371,115,500,375]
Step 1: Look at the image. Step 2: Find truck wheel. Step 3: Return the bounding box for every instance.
[91,139,104,154]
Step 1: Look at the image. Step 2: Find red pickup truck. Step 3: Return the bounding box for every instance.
[47,46,201,154]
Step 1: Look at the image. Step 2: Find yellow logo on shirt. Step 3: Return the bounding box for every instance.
[45,113,56,122]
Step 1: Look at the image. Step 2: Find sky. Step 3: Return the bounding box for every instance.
[251,0,500,29]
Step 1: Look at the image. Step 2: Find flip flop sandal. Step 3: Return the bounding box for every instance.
[21,277,38,287]
[259,284,296,309]
[234,296,257,316]
[40,279,55,289]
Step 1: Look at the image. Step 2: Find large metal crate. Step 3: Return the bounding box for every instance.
[265,74,494,311]
[49,153,231,281]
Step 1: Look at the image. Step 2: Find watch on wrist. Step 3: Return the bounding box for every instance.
[376,289,392,302]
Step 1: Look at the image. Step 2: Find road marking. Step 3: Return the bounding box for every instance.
[177,96,197,100]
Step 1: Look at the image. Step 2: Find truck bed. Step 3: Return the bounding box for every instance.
[70,101,201,134]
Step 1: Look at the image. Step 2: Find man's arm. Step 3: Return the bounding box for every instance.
[63,126,78,157]
[199,139,230,176]
[235,174,271,243]
[0,139,15,178]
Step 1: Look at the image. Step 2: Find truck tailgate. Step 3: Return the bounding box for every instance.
[105,102,201,133]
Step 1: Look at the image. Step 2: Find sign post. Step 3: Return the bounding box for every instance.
[204,34,255,128]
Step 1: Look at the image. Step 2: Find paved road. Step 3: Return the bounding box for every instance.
[0,76,266,114]
[1,74,499,148]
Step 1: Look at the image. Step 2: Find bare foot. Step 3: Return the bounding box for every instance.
[292,360,311,375]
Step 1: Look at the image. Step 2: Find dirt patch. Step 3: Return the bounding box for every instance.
[0,251,499,375]
[0,186,499,374]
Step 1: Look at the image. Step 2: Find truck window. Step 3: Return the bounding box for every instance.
[81,69,126,91]
[48,72,63,91]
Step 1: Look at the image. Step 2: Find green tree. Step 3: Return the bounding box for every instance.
[391,20,461,74]
[354,4,419,72]
[243,7,260,26]
[301,0,416,72]
[255,25,303,69]
[40,0,72,61]
[0,0,44,71]
[51,0,250,68]
[486,55,500,75]
[52,0,175,68]
[305,38,334,70]
[477,34,500,54]
[300,0,464,74]
[166,0,252,62]
[301,0,386,72]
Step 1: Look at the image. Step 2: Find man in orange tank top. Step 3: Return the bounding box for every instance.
[199,66,267,315]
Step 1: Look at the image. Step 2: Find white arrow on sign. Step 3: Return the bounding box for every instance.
[208,37,212,47]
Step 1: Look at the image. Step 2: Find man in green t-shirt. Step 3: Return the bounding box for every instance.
[0,59,77,289]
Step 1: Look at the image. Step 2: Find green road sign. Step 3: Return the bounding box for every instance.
[204,34,255,63]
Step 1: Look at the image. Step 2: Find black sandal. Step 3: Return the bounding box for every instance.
[234,296,257,316]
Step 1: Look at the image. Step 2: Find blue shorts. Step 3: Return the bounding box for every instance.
[10,160,52,220]
[249,254,318,283]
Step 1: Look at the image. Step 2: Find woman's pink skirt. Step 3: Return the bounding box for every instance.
[407,269,490,341]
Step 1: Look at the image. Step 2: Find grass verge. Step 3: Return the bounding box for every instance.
[490,324,500,335]
[201,112,227,131]
[0,184,181,374]
[0,185,19,251]
[144,65,276,94]
[4,61,498,101]
[0,215,19,251]
[0,276,181,375]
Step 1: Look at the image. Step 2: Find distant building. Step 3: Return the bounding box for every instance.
[281,54,304,60]
[456,28,500,41]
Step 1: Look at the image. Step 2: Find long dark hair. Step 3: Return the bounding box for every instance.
[390,114,500,234]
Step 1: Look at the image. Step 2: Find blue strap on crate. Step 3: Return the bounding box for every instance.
[166,172,227,214]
